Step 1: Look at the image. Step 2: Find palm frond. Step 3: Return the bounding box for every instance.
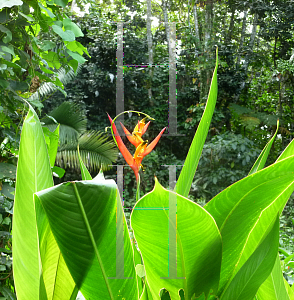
[42,101,87,144]
[28,65,82,101]
[56,131,118,171]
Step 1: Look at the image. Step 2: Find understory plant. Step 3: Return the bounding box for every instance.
[12,49,294,299]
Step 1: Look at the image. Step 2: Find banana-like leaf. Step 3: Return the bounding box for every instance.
[220,215,279,300]
[174,48,218,197]
[205,155,294,295]
[13,104,76,300]
[285,279,294,300]
[131,179,222,300]
[255,254,291,300]
[35,200,78,300]
[248,120,279,175]
[250,123,294,300]
[276,136,294,162]
[35,180,139,300]
[13,104,51,299]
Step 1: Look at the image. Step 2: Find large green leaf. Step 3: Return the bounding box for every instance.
[131,179,222,300]
[35,180,139,300]
[35,200,78,300]
[248,120,279,175]
[63,18,84,37]
[220,215,279,300]
[285,279,294,300]
[276,136,294,162]
[204,155,294,295]
[255,254,291,300]
[13,105,53,299]
[175,48,218,197]
[13,104,77,300]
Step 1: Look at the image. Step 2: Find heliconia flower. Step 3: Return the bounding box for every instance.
[120,118,150,148]
[108,114,165,181]
[133,118,150,137]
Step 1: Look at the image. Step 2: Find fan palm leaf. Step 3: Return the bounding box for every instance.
[28,65,82,102]
[42,101,87,145]
[56,131,118,171]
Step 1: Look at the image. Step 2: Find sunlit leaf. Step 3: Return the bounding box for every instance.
[131,179,222,299]
[205,155,294,295]
[175,48,218,197]
[35,180,139,300]
[220,216,279,300]
[256,254,291,300]
[248,120,279,175]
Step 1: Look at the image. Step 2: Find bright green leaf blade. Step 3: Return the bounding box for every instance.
[51,25,75,42]
[131,179,222,300]
[77,145,92,180]
[284,279,294,300]
[43,124,60,167]
[255,254,291,300]
[35,198,78,300]
[276,136,294,162]
[248,120,279,175]
[42,52,62,69]
[66,49,87,63]
[35,180,139,300]
[12,105,53,299]
[63,18,84,37]
[13,104,77,300]
[38,3,55,18]
[220,216,279,300]
[175,48,218,197]
[204,155,294,295]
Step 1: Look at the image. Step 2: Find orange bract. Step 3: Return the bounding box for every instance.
[108,114,165,181]
[120,118,150,148]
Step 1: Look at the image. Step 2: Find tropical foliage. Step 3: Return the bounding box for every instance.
[1,0,294,298]
[43,101,118,172]
[11,52,294,300]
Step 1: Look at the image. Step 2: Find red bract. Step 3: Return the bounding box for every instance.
[108,114,165,181]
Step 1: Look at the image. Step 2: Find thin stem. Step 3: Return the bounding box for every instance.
[136,174,140,202]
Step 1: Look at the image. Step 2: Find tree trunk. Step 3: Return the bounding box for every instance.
[193,3,200,47]
[243,13,258,73]
[239,12,258,94]
[162,0,170,42]
[147,0,153,104]
[188,0,190,28]
[204,1,212,51]
[236,9,248,67]
[201,0,213,101]
[225,5,236,43]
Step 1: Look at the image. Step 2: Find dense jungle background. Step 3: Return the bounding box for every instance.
[0,0,294,297]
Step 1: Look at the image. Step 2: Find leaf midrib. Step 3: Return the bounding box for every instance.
[72,182,114,300]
